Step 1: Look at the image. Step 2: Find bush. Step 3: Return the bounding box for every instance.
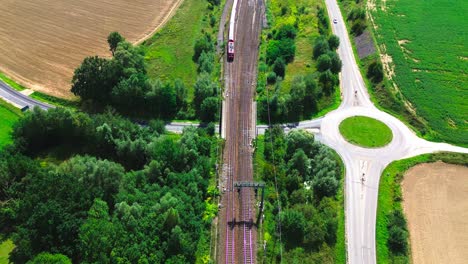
[273,57,286,78]
[313,37,330,59]
[267,72,277,84]
[197,51,215,74]
[274,24,297,40]
[200,97,219,122]
[388,226,408,255]
[367,60,384,83]
[351,19,367,36]
[193,34,214,62]
[347,8,366,21]
[207,0,220,6]
[266,38,296,64]
[317,54,332,72]
[328,35,340,50]
[328,51,343,74]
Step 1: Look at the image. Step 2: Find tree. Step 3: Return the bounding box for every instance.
[174,79,188,109]
[59,156,124,206]
[319,70,338,95]
[288,76,306,118]
[303,74,318,115]
[312,175,339,199]
[266,39,296,64]
[146,80,177,119]
[266,40,281,65]
[328,35,340,50]
[200,97,219,122]
[79,199,115,264]
[197,51,215,74]
[193,34,214,62]
[317,7,329,35]
[274,24,297,40]
[114,41,146,77]
[107,32,125,56]
[280,209,306,247]
[266,72,277,84]
[313,37,330,59]
[112,73,148,114]
[194,73,216,115]
[278,38,296,63]
[285,130,316,160]
[273,57,286,78]
[71,56,120,101]
[328,51,342,74]
[287,149,311,180]
[317,54,332,72]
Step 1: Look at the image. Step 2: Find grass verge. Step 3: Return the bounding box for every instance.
[339,116,392,148]
[0,99,22,148]
[31,92,79,108]
[376,152,468,264]
[0,72,26,91]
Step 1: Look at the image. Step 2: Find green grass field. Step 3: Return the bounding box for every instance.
[370,0,468,145]
[142,0,209,99]
[339,116,393,148]
[376,152,468,263]
[0,239,14,264]
[0,99,22,149]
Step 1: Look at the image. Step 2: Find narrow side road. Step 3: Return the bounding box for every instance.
[0,80,52,110]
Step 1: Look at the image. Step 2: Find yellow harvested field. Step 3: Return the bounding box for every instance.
[0,0,181,98]
[402,162,468,264]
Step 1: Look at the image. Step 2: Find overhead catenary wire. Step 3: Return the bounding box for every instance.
[265,78,283,263]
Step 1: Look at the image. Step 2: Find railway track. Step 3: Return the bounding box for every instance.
[219,0,262,263]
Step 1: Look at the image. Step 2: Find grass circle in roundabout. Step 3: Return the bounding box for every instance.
[339,116,393,148]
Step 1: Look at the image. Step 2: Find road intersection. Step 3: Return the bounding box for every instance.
[312,1,468,263]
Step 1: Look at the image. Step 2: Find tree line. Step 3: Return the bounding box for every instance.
[0,107,218,263]
[72,31,220,123]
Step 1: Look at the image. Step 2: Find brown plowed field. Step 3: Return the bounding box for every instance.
[402,162,468,264]
[0,0,181,98]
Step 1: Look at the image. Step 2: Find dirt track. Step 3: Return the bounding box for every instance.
[402,162,468,264]
[0,0,181,98]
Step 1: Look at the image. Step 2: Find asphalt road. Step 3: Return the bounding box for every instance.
[0,80,52,110]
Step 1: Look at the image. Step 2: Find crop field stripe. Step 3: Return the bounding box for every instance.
[370,0,468,144]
